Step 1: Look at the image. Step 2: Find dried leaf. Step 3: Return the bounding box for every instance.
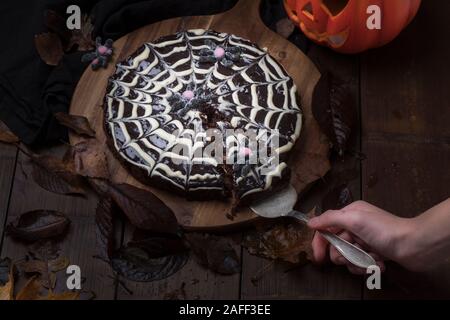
[88,178,110,195]
[0,258,14,300]
[0,129,19,144]
[322,184,353,212]
[96,197,114,260]
[67,140,109,179]
[28,240,61,261]
[17,256,68,289]
[242,211,315,264]
[18,256,69,275]
[108,183,179,234]
[7,210,70,242]
[17,260,47,275]
[44,291,79,300]
[40,272,57,290]
[16,276,79,300]
[54,112,96,138]
[276,18,295,39]
[312,72,355,156]
[66,14,95,51]
[43,10,94,53]
[30,153,86,196]
[44,10,72,46]
[48,256,70,272]
[185,234,240,275]
[16,276,42,300]
[111,237,188,282]
[34,33,63,66]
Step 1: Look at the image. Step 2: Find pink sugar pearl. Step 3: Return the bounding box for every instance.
[214,47,225,59]
[92,58,99,65]
[182,90,194,100]
[98,46,108,55]
[240,147,252,156]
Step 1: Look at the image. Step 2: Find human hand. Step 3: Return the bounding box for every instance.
[307,200,416,274]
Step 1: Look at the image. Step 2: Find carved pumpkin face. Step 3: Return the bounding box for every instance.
[284,0,421,53]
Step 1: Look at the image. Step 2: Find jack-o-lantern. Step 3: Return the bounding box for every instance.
[284,0,421,53]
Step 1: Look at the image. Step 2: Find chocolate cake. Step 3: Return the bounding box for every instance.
[104,29,302,202]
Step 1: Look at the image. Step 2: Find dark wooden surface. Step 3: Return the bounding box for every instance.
[1,0,449,299]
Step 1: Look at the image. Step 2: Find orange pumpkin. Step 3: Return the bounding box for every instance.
[284,0,421,53]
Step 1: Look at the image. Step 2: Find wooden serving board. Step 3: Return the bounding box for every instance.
[69,0,326,231]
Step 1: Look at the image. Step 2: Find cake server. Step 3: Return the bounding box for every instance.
[250,185,376,269]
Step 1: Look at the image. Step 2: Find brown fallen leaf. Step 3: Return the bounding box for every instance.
[242,210,315,264]
[87,177,110,195]
[0,258,14,300]
[66,140,110,179]
[0,129,19,144]
[16,275,79,300]
[16,258,61,290]
[34,33,64,66]
[18,256,69,275]
[108,183,179,235]
[17,260,47,275]
[48,256,70,272]
[42,10,95,51]
[185,233,240,275]
[66,14,95,52]
[45,290,80,300]
[28,240,61,261]
[54,112,96,138]
[16,276,42,300]
[312,72,355,156]
[276,18,295,39]
[95,197,115,260]
[30,153,86,196]
[7,210,70,242]
[111,237,189,282]
[44,10,72,47]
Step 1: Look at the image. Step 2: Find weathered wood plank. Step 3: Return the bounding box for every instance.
[0,148,116,299]
[241,45,363,300]
[361,141,450,298]
[361,0,450,299]
[116,225,241,300]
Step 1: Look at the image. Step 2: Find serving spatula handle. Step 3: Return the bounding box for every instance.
[288,210,377,269]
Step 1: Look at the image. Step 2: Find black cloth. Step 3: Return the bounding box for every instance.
[0,0,308,146]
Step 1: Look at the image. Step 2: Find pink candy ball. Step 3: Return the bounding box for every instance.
[98,46,108,55]
[92,58,99,65]
[182,90,194,100]
[214,47,225,59]
[240,147,252,156]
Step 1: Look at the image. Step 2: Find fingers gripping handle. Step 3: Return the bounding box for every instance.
[320,231,377,269]
[289,210,376,269]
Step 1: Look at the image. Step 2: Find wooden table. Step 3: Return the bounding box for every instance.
[0,0,449,299]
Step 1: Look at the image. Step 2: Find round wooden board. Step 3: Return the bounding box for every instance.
[69,0,325,231]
